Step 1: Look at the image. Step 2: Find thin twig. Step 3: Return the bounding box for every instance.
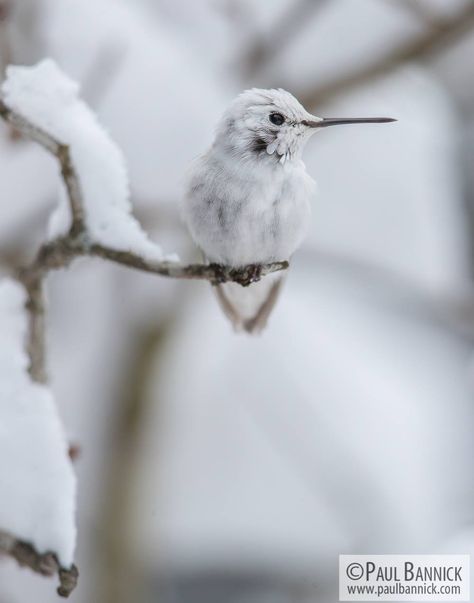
[300,2,474,109]
[19,273,47,383]
[18,236,288,287]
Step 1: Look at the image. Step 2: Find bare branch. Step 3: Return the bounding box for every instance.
[19,272,47,383]
[0,1,12,81]
[300,2,474,109]
[88,244,288,286]
[0,530,78,597]
[57,144,87,237]
[20,236,288,287]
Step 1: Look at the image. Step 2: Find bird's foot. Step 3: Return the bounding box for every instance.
[234,263,263,287]
[208,263,263,287]
[208,263,228,286]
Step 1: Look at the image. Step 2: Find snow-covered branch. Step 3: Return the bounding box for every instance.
[0,530,78,597]
[0,280,77,597]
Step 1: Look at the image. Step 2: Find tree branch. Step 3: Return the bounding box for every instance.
[20,272,47,383]
[300,2,474,109]
[18,236,288,287]
[0,530,78,597]
[89,244,287,286]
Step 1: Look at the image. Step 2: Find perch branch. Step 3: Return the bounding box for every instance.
[0,530,78,597]
[89,245,287,285]
[300,2,474,109]
[19,236,288,288]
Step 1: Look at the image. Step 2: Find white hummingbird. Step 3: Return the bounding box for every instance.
[183,88,395,333]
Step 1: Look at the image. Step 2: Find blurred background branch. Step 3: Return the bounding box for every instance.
[238,0,329,79]
[384,0,447,28]
[300,1,474,108]
[0,0,12,79]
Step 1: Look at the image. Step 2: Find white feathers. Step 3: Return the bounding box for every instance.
[267,140,278,155]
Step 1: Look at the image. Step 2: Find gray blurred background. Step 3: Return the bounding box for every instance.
[1,0,474,601]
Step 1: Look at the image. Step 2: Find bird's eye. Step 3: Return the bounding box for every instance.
[269,112,285,126]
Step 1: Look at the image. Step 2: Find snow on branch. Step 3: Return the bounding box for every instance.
[0,280,77,597]
[1,59,173,260]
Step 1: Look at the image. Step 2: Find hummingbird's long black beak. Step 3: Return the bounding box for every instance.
[302,117,397,128]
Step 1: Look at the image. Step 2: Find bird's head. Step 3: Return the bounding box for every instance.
[215,88,395,165]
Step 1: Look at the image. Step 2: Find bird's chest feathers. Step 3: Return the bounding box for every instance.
[209,165,313,265]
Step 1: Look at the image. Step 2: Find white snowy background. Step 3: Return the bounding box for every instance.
[1,0,474,602]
